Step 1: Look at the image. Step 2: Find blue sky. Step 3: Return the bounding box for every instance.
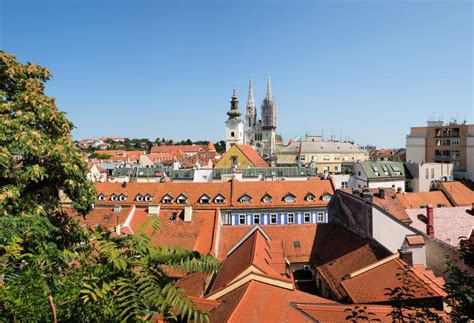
[1,0,472,147]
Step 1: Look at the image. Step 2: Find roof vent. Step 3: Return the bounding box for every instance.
[293,241,301,248]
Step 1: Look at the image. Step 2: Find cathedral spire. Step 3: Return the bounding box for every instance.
[247,78,255,107]
[266,75,272,99]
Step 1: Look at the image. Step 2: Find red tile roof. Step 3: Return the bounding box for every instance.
[397,191,453,209]
[341,257,446,303]
[94,179,334,209]
[313,227,391,300]
[438,181,474,206]
[208,281,335,323]
[235,144,269,167]
[129,208,217,255]
[293,303,448,322]
[370,188,412,223]
[211,227,291,292]
[65,206,132,231]
[218,224,319,262]
[150,144,207,154]
[230,178,334,209]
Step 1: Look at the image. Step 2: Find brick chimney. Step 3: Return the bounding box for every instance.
[426,204,434,237]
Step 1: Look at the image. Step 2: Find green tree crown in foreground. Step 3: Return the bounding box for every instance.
[0,51,219,322]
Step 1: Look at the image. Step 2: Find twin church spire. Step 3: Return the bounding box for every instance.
[227,76,276,130]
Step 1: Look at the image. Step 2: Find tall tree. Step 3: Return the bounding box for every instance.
[0,51,218,321]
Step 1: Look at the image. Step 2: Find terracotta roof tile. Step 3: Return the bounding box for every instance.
[236,144,269,167]
[438,181,474,206]
[129,208,217,255]
[397,191,453,209]
[293,303,448,322]
[341,257,446,303]
[211,228,291,292]
[65,206,131,231]
[370,188,412,223]
[208,281,335,323]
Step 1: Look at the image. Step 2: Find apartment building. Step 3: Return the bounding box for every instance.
[406,120,474,180]
[276,135,369,174]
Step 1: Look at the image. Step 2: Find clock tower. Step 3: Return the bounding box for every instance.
[225,88,244,151]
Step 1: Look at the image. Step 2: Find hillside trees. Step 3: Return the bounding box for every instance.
[0,51,218,321]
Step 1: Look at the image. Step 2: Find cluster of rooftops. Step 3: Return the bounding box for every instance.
[63,178,474,321]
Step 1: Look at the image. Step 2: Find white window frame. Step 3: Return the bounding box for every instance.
[323,155,330,161]
[144,194,152,202]
[253,214,260,224]
[239,214,246,225]
[317,212,324,223]
[270,213,277,224]
[284,195,296,203]
[306,195,315,202]
[118,194,127,201]
[287,213,294,224]
[98,194,106,201]
[304,212,311,223]
[136,195,143,202]
[110,195,118,201]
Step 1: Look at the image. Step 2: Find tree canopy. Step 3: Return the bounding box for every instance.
[0,51,218,321]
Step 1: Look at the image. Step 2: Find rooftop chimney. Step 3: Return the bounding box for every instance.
[113,205,121,213]
[426,205,434,237]
[184,205,193,222]
[148,204,160,216]
[379,188,385,200]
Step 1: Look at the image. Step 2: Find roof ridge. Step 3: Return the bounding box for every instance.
[348,253,400,279]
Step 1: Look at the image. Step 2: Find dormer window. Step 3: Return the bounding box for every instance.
[144,194,152,202]
[239,194,252,204]
[177,194,188,204]
[118,194,127,201]
[283,194,296,203]
[199,194,211,204]
[162,194,173,204]
[305,194,315,202]
[214,194,225,204]
[135,194,143,202]
[110,194,118,201]
[98,194,106,201]
[321,194,332,202]
[262,194,272,203]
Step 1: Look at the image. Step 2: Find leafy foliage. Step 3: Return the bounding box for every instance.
[0,51,219,321]
[384,265,441,322]
[445,238,474,321]
[344,305,381,322]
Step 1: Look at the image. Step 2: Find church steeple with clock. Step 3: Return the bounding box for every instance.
[225,88,245,151]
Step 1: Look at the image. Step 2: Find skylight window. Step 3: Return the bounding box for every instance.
[293,241,301,248]
[262,195,272,203]
[135,195,143,202]
[98,194,106,201]
[392,165,401,172]
[144,194,152,202]
[110,194,118,201]
[118,194,127,201]
[283,194,296,203]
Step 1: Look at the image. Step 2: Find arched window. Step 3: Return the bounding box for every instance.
[231,132,235,137]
